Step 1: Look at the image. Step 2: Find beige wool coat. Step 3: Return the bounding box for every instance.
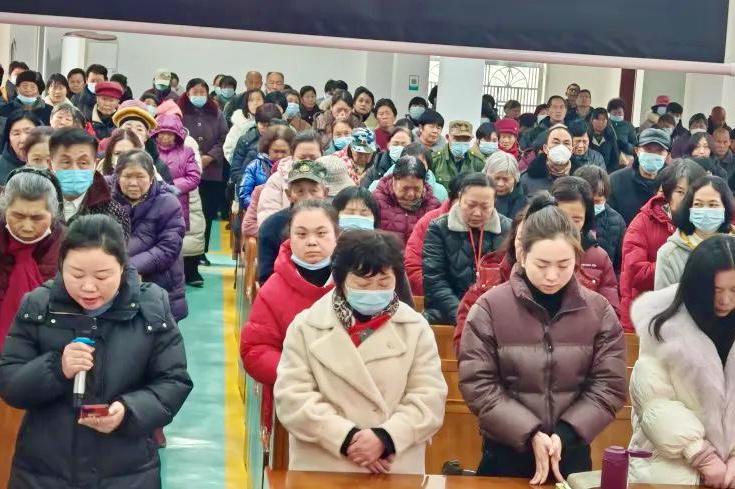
[274,290,447,474]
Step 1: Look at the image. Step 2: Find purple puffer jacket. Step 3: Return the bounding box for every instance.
[179,93,228,182]
[152,113,201,229]
[113,180,188,321]
[372,175,441,245]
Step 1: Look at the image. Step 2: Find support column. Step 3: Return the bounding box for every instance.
[364,51,393,101]
[436,57,485,135]
[390,54,430,118]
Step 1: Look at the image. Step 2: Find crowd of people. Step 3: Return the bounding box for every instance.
[0,58,734,488]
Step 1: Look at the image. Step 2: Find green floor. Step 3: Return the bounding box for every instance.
[161,225,239,488]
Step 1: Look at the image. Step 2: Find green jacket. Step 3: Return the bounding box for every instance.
[431,145,486,189]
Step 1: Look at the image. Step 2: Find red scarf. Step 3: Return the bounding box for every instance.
[0,239,43,349]
[347,314,391,347]
[501,141,520,159]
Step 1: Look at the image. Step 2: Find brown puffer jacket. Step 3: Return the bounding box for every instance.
[458,270,626,452]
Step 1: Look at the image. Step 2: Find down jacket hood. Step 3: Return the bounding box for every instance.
[631,284,735,459]
[151,114,187,143]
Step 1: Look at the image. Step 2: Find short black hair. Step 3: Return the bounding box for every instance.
[186,77,209,93]
[49,127,98,155]
[85,64,108,80]
[547,95,566,106]
[374,98,397,117]
[3,111,41,152]
[578,89,591,97]
[333,80,348,91]
[591,107,609,120]
[666,102,684,115]
[574,165,611,198]
[689,113,708,128]
[287,199,339,235]
[110,73,128,88]
[324,79,337,92]
[140,92,160,105]
[673,175,734,235]
[255,103,284,124]
[46,73,70,92]
[291,129,321,153]
[332,186,380,229]
[408,96,428,109]
[331,230,405,291]
[300,85,316,98]
[67,68,85,80]
[658,158,708,202]
[354,86,375,105]
[9,61,29,73]
[331,89,353,108]
[607,98,626,112]
[568,119,589,138]
[170,72,179,82]
[219,75,237,89]
[60,214,128,269]
[534,104,549,117]
[265,90,288,111]
[476,122,496,139]
[402,142,431,166]
[393,156,427,180]
[518,113,536,129]
[504,100,521,111]
[550,175,596,236]
[459,172,495,194]
[447,174,467,201]
[418,108,444,128]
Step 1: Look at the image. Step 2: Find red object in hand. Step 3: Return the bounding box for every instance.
[79,404,110,418]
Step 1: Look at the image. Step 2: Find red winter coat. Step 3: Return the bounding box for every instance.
[619,194,674,332]
[404,200,453,295]
[240,240,334,429]
[373,175,441,246]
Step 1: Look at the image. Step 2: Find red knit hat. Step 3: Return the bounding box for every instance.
[494,117,519,137]
[95,81,123,100]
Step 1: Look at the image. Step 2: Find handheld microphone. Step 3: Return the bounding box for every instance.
[72,337,95,408]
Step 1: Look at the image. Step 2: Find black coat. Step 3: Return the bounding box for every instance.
[423,206,511,324]
[0,98,52,125]
[520,154,584,196]
[0,267,193,489]
[359,151,393,189]
[495,184,527,220]
[608,162,660,225]
[595,204,627,273]
[589,125,621,174]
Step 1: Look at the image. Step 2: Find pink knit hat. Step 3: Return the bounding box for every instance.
[157,99,182,118]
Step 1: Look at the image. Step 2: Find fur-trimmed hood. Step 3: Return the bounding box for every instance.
[631,284,735,458]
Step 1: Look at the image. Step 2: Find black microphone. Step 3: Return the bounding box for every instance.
[72,337,95,408]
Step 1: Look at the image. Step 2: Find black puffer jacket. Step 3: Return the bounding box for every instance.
[423,203,511,324]
[520,154,584,196]
[595,204,627,273]
[589,125,621,174]
[359,151,392,189]
[0,267,193,489]
[495,184,527,220]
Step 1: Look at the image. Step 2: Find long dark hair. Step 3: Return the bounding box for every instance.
[650,234,735,341]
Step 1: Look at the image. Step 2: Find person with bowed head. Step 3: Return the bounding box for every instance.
[483,151,526,219]
[0,112,41,187]
[459,194,626,483]
[332,186,380,231]
[112,149,187,320]
[0,168,65,486]
[655,175,735,290]
[274,229,447,474]
[0,214,192,489]
[241,200,339,432]
[629,235,735,486]
[619,159,707,331]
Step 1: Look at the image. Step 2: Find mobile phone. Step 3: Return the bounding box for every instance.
[80,404,110,418]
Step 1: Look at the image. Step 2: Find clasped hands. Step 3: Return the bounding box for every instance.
[346,429,395,474]
[530,432,564,485]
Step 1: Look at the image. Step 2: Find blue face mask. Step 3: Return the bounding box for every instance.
[450,142,471,159]
[690,207,725,234]
[479,141,499,156]
[284,102,300,119]
[190,95,207,108]
[155,83,169,92]
[213,86,222,96]
[146,105,158,116]
[87,83,96,94]
[345,287,395,316]
[55,169,94,197]
[17,94,37,105]
[333,136,352,150]
[609,114,624,123]
[388,145,404,162]
[409,106,425,121]
[339,215,374,230]
[291,253,331,271]
[594,203,606,215]
[220,88,235,99]
[638,152,666,174]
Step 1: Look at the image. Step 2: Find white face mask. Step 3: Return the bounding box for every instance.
[691,128,707,135]
[6,223,52,245]
[547,144,573,164]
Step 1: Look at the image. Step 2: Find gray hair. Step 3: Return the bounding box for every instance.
[51,102,86,127]
[0,171,60,220]
[483,151,520,183]
[115,149,156,178]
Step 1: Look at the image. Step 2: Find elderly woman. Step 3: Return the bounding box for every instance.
[49,102,86,130]
[372,156,441,245]
[44,73,71,108]
[0,214,192,488]
[314,89,364,150]
[112,149,187,320]
[0,112,41,186]
[0,168,64,486]
[483,151,526,219]
[274,229,447,474]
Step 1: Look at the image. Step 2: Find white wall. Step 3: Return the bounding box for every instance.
[544,63,621,108]
[638,70,686,123]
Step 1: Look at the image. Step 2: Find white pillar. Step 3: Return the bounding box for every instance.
[390,54,430,118]
[364,51,393,101]
[436,57,485,137]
